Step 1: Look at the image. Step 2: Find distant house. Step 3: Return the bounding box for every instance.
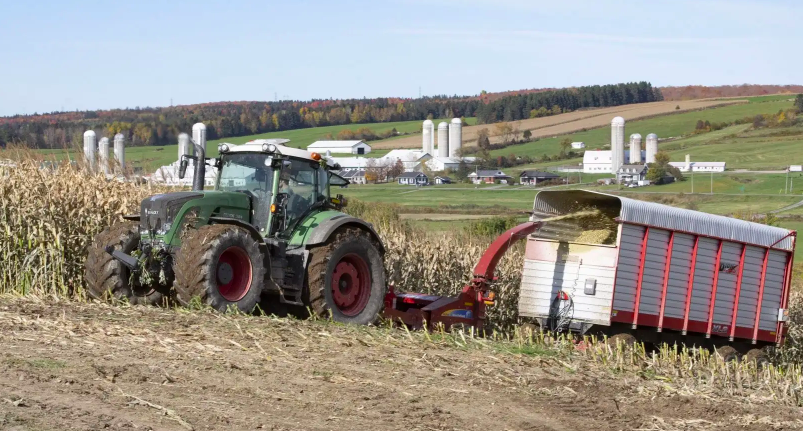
[617,164,648,184]
[398,171,429,186]
[519,170,560,185]
[571,141,585,149]
[307,140,371,155]
[340,169,366,185]
[468,170,512,184]
[433,176,452,185]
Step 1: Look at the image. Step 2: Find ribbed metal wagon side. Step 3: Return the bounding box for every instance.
[521,190,795,349]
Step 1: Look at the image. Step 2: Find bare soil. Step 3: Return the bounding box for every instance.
[1,297,800,431]
[373,100,743,150]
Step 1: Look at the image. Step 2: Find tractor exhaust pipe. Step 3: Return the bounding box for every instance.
[190,138,205,191]
[191,123,207,191]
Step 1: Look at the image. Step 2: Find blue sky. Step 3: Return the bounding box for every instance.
[0,0,799,116]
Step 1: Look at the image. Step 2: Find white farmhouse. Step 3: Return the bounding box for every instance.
[307,140,372,155]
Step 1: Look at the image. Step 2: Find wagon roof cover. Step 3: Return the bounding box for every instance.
[532,190,795,251]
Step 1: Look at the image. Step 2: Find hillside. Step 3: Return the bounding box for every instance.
[2,297,802,431]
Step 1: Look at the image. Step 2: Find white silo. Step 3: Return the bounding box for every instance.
[645,133,658,164]
[437,121,449,157]
[113,133,125,173]
[192,123,206,156]
[610,117,625,173]
[178,133,192,160]
[98,137,110,175]
[629,133,642,164]
[685,154,691,171]
[83,130,96,172]
[448,118,462,157]
[422,120,434,154]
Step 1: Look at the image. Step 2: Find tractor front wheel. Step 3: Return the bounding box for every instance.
[174,225,265,313]
[84,221,168,305]
[306,228,386,325]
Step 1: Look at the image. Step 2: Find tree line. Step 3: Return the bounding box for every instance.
[0,97,480,150]
[475,82,663,123]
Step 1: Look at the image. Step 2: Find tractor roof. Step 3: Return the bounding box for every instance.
[221,139,336,167]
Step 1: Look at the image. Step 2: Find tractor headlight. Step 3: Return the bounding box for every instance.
[219,144,229,153]
[268,143,277,153]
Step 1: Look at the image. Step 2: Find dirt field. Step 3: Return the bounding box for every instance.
[372,99,743,150]
[2,298,802,431]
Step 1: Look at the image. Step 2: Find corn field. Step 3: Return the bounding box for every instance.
[5,160,803,386]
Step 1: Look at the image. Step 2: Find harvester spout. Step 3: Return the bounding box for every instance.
[191,138,205,191]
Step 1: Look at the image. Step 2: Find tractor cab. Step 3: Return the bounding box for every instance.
[213,139,348,238]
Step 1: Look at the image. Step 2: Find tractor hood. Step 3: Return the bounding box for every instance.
[139,191,252,240]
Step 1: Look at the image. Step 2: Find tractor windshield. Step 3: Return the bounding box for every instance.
[217,153,273,231]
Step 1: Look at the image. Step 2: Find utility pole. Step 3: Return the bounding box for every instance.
[786,168,790,194]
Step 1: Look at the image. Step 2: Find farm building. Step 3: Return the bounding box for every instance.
[340,169,366,185]
[616,164,648,184]
[434,176,452,185]
[426,156,461,171]
[307,140,371,155]
[384,150,431,172]
[468,170,512,184]
[571,142,585,149]
[327,157,370,171]
[668,161,726,172]
[583,150,646,173]
[398,171,429,186]
[519,170,560,185]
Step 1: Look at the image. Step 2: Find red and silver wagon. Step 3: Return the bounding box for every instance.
[520,190,795,353]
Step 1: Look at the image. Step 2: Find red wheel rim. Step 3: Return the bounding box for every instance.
[330,253,371,316]
[216,246,253,302]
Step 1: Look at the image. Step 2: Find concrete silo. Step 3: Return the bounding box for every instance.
[448,118,462,157]
[437,121,449,157]
[422,120,434,154]
[83,130,96,172]
[629,133,642,164]
[645,133,658,164]
[610,117,625,173]
[113,133,125,173]
[178,133,192,160]
[98,137,110,175]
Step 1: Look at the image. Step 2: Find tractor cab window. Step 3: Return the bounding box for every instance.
[279,159,326,232]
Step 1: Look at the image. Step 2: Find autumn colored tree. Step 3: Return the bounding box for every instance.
[522,129,532,141]
[476,128,491,149]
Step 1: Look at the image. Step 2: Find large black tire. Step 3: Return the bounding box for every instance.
[744,348,770,367]
[305,228,386,325]
[173,224,265,313]
[716,345,740,362]
[608,333,637,348]
[84,221,167,306]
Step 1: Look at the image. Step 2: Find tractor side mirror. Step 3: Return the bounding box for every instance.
[178,156,189,179]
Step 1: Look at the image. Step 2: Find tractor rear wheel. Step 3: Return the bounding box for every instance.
[84,221,167,305]
[608,333,637,348]
[305,228,386,325]
[174,224,265,313]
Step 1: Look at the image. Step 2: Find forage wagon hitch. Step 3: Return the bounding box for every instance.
[383,220,543,332]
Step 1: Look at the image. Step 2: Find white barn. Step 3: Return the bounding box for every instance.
[668,161,726,172]
[307,140,371,155]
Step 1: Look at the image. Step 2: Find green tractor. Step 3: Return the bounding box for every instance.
[84,138,387,324]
